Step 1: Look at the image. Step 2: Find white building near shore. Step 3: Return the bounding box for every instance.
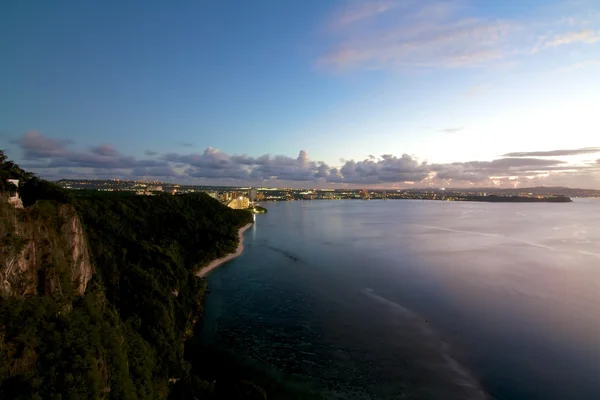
[226,196,250,210]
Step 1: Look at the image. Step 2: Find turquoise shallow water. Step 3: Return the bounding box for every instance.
[200,199,600,399]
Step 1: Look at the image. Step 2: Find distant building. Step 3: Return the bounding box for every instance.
[248,188,257,201]
[148,186,163,192]
[226,196,250,210]
[220,192,231,202]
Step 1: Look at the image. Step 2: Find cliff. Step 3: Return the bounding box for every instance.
[1,191,253,399]
[1,151,258,399]
[0,199,93,298]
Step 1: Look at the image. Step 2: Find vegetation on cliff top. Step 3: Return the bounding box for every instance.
[1,151,254,399]
[0,151,33,192]
[253,206,268,213]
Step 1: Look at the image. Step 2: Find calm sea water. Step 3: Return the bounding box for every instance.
[200,199,600,399]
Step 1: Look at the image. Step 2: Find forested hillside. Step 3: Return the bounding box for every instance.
[0,151,254,399]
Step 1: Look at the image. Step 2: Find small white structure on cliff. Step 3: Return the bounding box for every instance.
[6,179,23,209]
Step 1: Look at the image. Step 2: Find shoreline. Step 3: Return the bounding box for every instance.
[196,222,253,278]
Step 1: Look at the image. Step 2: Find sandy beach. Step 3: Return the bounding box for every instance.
[196,223,253,278]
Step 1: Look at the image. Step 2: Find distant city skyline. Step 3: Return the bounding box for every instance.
[2,1,600,188]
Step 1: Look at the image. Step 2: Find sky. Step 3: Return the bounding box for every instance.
[1,0,600,188]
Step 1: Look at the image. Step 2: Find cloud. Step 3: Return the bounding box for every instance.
[472,158,565,168]
[91,144,119,157]
[429,158,568,182]
[543,29,600,48]
[330,0,402,28]
[439,127,463,133]
[318,1,517,71]
[555,59,600,73]
[180,142,195,148]
[13,130,71,159]
[320,2,600,72]
[8,131,600,188]
[12,131,168,171]
[333,154,430,184]
[503,147,600,157]
[164,148,330,182]
[131,166,180,177]
[145,150,159,156]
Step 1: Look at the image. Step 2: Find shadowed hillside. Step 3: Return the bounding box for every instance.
[0,151,255,399]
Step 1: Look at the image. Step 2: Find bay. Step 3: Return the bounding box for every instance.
[200,199,600,399]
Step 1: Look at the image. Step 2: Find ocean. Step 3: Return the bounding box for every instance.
[199,199,600,399]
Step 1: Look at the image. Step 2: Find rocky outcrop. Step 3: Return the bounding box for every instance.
[0,201,93,298]
[60,209,93,295]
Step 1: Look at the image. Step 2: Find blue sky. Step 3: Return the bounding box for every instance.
[1,0,599,188]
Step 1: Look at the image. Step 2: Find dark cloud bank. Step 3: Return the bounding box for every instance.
[503,147,600,157]
[8,131,600,188]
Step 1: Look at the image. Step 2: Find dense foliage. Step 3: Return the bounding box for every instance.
[74,193,252,389]
[20,178,73,207]
[0,282,132,399]
[1,153,253,398]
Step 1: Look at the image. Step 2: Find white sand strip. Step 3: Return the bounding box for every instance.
[196,223,252,278]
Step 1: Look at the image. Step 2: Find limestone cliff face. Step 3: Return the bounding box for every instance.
[0,200,94,298]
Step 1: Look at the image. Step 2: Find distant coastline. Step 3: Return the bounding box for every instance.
[459,195,572,203]
[197,222,253,278]
[261,196,573,203]
[56,179,600,202]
